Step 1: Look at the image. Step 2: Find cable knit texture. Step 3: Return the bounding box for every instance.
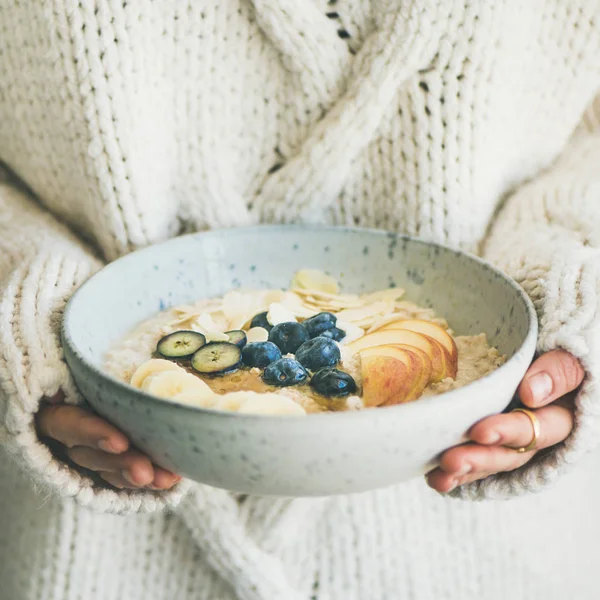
[1,1,600,598]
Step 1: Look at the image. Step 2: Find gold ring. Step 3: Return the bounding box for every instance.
[511,408,541,453]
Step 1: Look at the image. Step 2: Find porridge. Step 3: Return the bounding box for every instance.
[105,269,506,415]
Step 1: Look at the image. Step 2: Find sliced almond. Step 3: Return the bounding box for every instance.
[292,269,340,294]
[267,302,298,325]
[246,327,269,343]
[336,320,365,345]
[335,301,391,324]
[360,288,405,304]
[173,305,199,316]
[263,290,286,305]
[191,313,230,342]
[279,292,317,318]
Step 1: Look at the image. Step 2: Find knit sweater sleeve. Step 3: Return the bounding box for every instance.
[453,113,600,500]
[0,178,188,514]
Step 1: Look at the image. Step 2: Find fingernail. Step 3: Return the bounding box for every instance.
[527,372,553,404]
[456,463,472,476]
[121,470,140,486]
[446,478,459,492]
[485,431,501,444]
[98,439,118,453]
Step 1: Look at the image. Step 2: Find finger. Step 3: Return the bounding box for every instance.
[427,465,505,493]
[426,467,460,493]
[519,350,584,408]
[151,468,182,490]
[37,405,129,454]
[470,400,574,450]
[66,447,154,487]
[98,471,134,490]
[427,444,535,492]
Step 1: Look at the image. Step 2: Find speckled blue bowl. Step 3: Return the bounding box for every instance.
[62,226,537,496]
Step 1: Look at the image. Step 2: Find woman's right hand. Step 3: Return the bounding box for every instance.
[36,392,181,490]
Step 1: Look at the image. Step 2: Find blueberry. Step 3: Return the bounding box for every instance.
[268,322,310,354]
[250,311,272,331]
[303,312,337,338]
[295,337,341,371]
[263,358,309,387]
[242,341,282,368]
[191,342,242,376]
[319,327,346,342]
[310,368,357,397]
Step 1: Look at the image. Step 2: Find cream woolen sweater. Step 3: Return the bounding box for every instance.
[1,1,600,599]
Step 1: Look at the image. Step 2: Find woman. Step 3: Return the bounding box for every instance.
[1,1,599,598]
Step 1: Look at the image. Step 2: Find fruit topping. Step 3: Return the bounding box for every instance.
[156,330,206,359]
[295,337,341,371]
[236,393,307,415]
[262,358,309,387]
[310,368,357,397]
[242,341,282,368]
[303,311,337,338]
[130,358,185,388]
[141,369,213,399]
[268,322,310,354]
[250,311,273,331]
[191,342,242,375]
[225,329,247,348]
[319,327,346,342]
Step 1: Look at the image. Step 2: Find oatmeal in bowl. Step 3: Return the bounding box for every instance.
[63,226,537,496]
[106,269,506,416]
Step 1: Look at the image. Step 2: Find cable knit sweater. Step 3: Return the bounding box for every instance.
[1,1,600,599]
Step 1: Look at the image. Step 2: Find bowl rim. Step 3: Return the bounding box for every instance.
[62,225,538,422]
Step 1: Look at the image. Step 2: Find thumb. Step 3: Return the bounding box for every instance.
[519,349,584,408]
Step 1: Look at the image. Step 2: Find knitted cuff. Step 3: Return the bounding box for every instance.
[451,252,600,500]
[0,249,189,515]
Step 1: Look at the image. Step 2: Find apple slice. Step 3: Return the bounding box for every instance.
[381,319,457,358]
[360,355,411,407]
[359,345,430,402]
[349,329,446,382]
[394,344,433,397]
[381,320,458,379]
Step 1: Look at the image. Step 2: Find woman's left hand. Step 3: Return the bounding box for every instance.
[426,349,584,493]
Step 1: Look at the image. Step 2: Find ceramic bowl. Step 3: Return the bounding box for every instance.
[62,226,537,496]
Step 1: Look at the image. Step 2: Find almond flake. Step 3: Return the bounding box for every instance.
[335,301,391,323]
[292,269,340,294]
[267,302,297,325]
[246,327,269,343]
[336,320,365,345]
[360,288,405,304]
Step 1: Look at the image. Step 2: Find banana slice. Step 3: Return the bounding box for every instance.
[292,269,339,295]
[142,370,214,399]
[237,393,307,416]
[172,390,217,408]
[210,391,307,415]
[211,391,252,412]
[130,359,184,389]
